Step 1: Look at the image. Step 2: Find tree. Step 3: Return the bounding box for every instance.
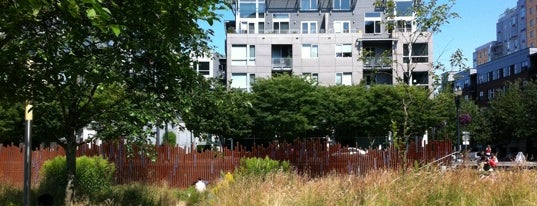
[251,75,321,141]
[486,81,537,146]
[459,99,491,145]
[317,85,370,145]
[182,79,254,144]
[368,0,459,163]
[0,0,222,204]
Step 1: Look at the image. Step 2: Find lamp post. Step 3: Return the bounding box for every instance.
[454,87,462,152]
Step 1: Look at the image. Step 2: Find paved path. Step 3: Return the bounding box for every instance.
[453,161,537,168]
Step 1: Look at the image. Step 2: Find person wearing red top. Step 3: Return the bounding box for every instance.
[485,145,491,157]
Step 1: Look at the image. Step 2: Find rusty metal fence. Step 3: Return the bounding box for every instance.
[0,140,452,189]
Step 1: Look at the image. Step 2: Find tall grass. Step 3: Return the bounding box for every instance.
[2,167,537,205]
[203,168,537,206]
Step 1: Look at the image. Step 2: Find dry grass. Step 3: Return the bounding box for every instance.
[201,168,537,206]
[2,167,537,205]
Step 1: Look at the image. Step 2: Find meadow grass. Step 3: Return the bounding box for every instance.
[2,167,537,205]
[203,167,537,206]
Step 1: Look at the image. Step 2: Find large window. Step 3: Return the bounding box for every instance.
[336,44,352,57]
[336,72,352,85]
[397,20,412,32]
[239,2,256,18]
[395,0,413,17]
[231,45,256,66]
[231,73,255,92]
[239,1,265,18]
[403,43,428,63]
[333,0,350,10]
[273,13,290,34]
[301,21,317,34]
[365,12,381,34]
[302,72,319,84]
[302,44,318,58]
[195,61,210,76]
[301,0,318,11]
[334,21,350,33]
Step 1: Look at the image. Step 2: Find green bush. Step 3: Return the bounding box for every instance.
[237,156,291,177]
[39,155,115,200]
[163,131,176,146]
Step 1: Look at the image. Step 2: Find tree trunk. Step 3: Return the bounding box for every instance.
[64,137,77,205]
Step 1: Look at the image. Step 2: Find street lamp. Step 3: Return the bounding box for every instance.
[454,87,462,152]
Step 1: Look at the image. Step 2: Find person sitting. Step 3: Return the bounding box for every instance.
[485,145,492,157]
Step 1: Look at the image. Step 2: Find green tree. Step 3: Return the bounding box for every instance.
[459,99,491,145]
[0,0,222,204]
[317,85,370,145]
[486,81,537,146]
[183,79,254,144]
[369,0,459,163]
[251,75,321,141]
[0,102,24,144]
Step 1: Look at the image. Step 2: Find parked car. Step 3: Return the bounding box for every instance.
[331,147,367,156]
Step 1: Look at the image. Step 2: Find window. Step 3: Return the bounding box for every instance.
[365,12,381,34]
[239,2,256,18]
[240,22,255,34]
[333,0,350,10]
[515,64,521,74]
[231,45,255,66]
[334,21,350,33]
[522,60,529,71]
[301,0,318,11]
[498,68,504,78]
[196,61,210,76]
[335,44,352,57]
[273,14,290,34]
[302,72,319,84]
[302,44,319,58]
[335,72,352,85]
[487,71,493,82]
[397,20,412,32]
[488,89,494,100]
[395,0,413,17]
[403,43,428,63]
[509,64,515,75]
[301,21,317,34]
[231,73,255,92]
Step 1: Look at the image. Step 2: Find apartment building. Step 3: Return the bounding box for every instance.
[225,0,433,91]
[454,0,537,106]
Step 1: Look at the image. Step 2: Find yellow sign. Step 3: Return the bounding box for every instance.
[25,104,33,120]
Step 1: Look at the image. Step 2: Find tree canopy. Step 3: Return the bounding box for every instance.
[1,0,223,204]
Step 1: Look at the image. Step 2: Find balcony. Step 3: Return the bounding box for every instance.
[363,57,392,68]
[272,58,292,71]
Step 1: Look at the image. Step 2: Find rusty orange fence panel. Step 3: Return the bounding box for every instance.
[0,140,453,189]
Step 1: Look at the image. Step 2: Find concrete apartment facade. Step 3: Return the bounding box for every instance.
[225,0,433,91]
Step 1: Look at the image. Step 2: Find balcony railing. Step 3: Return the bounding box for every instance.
[363,57,392,68]
[272,57,292,70]
[230,28,359,35]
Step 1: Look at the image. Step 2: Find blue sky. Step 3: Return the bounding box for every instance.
[201,0,518,71]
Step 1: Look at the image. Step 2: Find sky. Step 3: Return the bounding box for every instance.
[200,0,519,71]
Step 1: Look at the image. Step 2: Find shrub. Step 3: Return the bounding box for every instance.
[39,155,115,200]
[163,131,176,146]
[236,156,291,177]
